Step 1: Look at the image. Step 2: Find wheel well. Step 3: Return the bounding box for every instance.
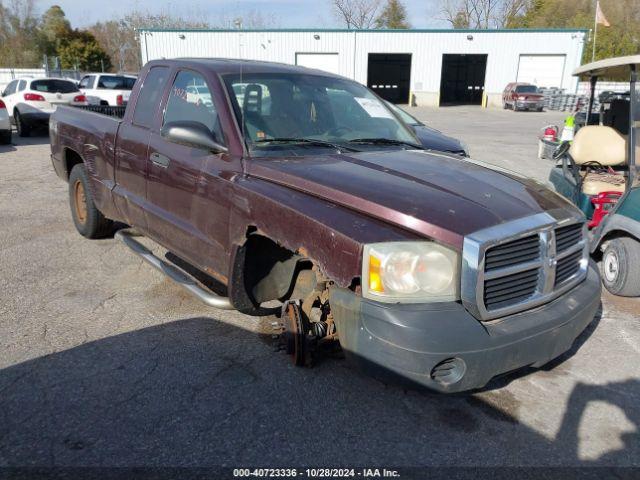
[230,232,316,314]
[64,149,84,181]
[595,230,640,260]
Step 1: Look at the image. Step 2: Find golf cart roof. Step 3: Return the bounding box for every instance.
[573,55,640,78]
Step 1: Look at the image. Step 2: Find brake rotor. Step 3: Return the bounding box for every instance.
[282,301,311,367]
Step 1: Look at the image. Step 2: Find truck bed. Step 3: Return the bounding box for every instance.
[72,105,127,119]
[50,104,124,221]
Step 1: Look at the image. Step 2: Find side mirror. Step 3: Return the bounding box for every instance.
[161,121,228,153]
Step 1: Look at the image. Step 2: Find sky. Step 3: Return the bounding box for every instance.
[35,0,448,29]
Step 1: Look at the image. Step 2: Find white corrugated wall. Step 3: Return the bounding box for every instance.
[139,29,586,107]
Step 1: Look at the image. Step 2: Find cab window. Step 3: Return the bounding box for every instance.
[132,67,170,128]
[163,70,224,144]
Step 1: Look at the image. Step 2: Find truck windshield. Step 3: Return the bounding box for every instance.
[223,72,419,154]
[98,76,136,90]
[515,85,538,93]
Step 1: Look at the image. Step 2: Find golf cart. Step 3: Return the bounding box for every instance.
[549,55,640,296]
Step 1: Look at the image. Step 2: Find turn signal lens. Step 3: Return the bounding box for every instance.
[116,94,124,106]
[368,254,384,293]
[0,99,5,109]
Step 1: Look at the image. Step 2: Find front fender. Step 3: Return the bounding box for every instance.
[227,175,421,289]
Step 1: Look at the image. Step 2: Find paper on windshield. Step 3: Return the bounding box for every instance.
[354,97,393,119]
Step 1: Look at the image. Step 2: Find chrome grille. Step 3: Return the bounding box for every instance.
[484,234,540,271]
[555,250,583,285]
[484,267,539,310]
[461,211,589,321]
[556,224,583,253]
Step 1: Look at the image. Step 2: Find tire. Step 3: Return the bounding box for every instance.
[68,163,113,239]
[537,107,544,112]
[14,110,30,137]
[0,129,10,145]
[600,237,640,297]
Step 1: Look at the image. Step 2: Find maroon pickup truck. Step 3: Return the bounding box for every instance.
[50,59,601,393]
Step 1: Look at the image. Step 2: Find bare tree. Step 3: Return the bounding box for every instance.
[0,0,41,67]
[218,9,280,29]
[440,0,530,29]
[332,0,381,29]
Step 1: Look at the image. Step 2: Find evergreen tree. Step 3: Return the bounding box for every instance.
[375,0,410,29]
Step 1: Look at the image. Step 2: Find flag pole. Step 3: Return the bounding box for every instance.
[592,0,598,62]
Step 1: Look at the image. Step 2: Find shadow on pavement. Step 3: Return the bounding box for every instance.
[0,143,16,153]
[0,311,637,468]
[2,128,51,149]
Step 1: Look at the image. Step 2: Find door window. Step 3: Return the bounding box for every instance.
[132,66,170,128]
[164,70,224,144]
[79,76,95,89]
[3,80,18,96]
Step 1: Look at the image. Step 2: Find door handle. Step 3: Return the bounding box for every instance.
[150,152,170,168]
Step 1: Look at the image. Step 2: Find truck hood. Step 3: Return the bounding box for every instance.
[411,124,466,155]
[247,149,574,249]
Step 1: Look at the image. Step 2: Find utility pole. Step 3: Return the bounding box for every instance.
[592,0,598,62]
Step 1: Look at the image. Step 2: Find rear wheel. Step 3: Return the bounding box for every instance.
[14,110,30,137]
[601,237,640,297]
[68,163,113,238]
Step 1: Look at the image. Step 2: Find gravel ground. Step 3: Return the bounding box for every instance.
[0,108,638,471]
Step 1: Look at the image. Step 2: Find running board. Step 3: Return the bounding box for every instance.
[114,229,235,310]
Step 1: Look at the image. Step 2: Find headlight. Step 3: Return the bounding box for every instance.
[362,242,460,303]
[518,96,526,100]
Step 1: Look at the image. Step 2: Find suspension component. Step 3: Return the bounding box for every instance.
[275,268,339,366]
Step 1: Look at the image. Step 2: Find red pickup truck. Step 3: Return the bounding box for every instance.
[50,59,601,392]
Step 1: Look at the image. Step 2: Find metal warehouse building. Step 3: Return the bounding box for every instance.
[139,28,587,107]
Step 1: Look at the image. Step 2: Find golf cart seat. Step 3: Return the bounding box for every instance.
[569,125,627,195]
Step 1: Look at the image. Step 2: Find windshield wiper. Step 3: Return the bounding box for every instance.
[253,137,358,152]
[347,138,423,149]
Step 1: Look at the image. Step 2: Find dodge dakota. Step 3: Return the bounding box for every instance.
[50,59,601,393]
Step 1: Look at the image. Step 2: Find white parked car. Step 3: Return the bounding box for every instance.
[78,74,137,106]
[0,77,87,137]
[0,97,11,144]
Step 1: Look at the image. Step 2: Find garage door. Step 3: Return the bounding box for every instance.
[296,53,340,76]
[517,55,566,88]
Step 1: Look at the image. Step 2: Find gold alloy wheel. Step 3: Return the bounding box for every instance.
[73,179,88,225]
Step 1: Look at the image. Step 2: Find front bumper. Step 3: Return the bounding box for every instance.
[330,262,601,393]
[515,101,544,110]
